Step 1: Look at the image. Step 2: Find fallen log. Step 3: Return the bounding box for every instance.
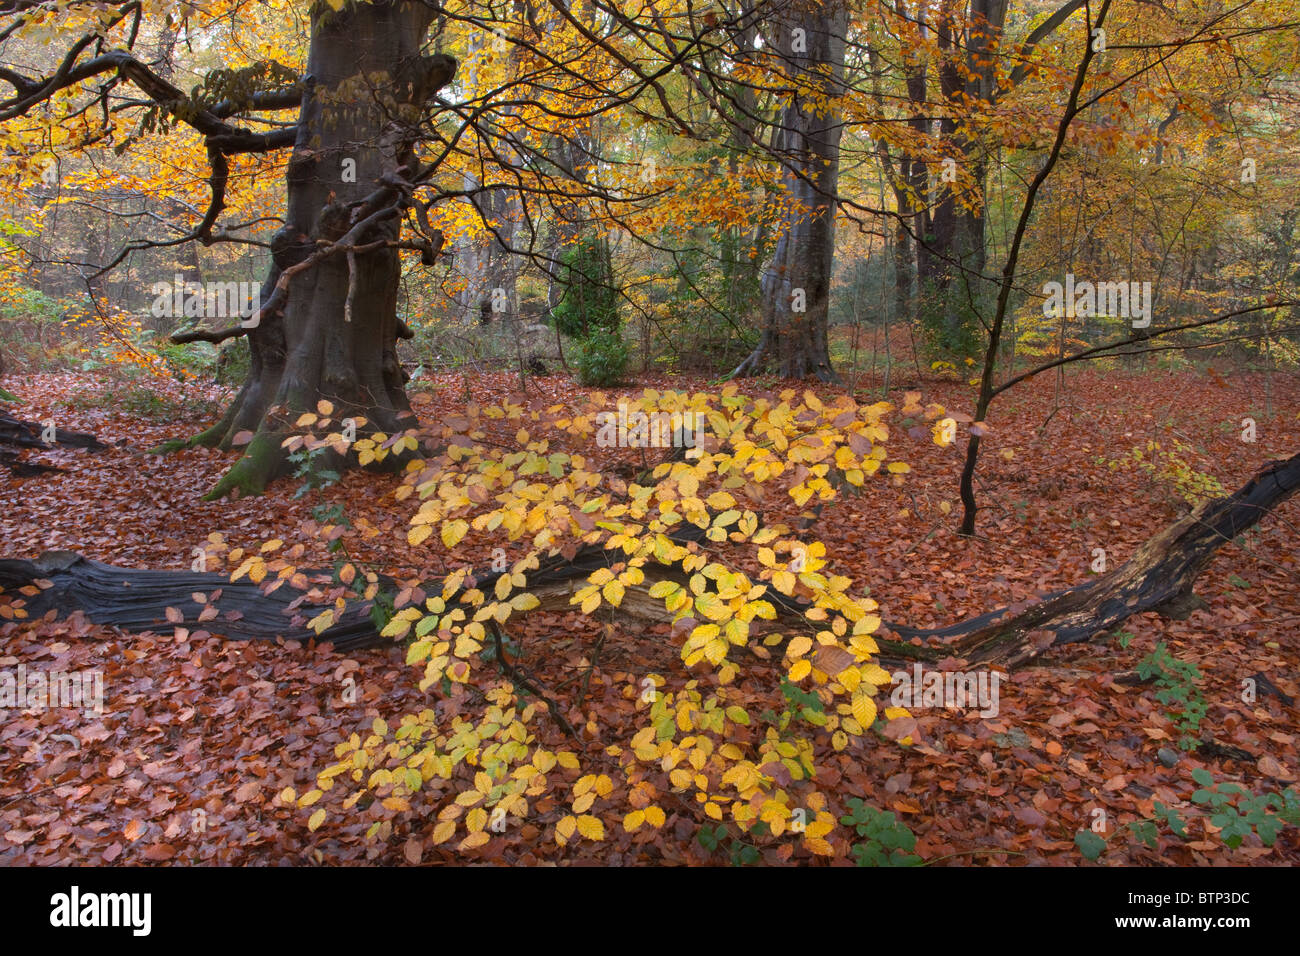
[887,450,1300,666]
[0,451,64,476]
[0,410,109,476]
[0,524,722,652]
[0,412,108,451]
[2,452,1294,669]
[0,550,382,648]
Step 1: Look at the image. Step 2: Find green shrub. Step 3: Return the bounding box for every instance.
[552,236,619,340]
[572,327,628,386]
[840,799,921,866]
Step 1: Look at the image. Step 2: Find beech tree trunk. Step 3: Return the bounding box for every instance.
[732,0,846,382]
[177,1,453,499]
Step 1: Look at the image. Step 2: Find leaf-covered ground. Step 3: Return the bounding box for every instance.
[1,364,1297,864]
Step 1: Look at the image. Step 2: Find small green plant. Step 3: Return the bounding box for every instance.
[1105,439,1225,508]
[1085,778,1300,860]
[759,677,828,735]
[1074,829,1106,861]
[1136,642,1206,751]
[1190,768,1300,848]
[571,326,629,386]
[696,823,762,866]
[290,445,342,500]
[840,798,921,866]
[368,583,397,633]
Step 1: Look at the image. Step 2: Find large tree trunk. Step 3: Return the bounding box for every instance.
[176,1,453,499]
[732,0,847,382]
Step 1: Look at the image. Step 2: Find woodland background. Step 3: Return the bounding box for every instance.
[0,0,1296,866]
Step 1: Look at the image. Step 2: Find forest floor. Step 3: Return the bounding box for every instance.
[1,361,1298,865]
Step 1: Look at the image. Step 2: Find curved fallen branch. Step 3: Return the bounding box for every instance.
[0,411,109,475]
[888,450,1300,666]
[2,452,1294,670]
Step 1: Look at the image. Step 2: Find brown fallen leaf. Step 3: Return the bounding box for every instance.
[404,837,423,864]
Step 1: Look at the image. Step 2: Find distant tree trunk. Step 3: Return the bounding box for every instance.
[920,1,1001,346]
[175,1,453,499]
[732,0,847,382]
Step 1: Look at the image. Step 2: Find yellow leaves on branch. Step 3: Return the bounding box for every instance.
[279,383,925,859]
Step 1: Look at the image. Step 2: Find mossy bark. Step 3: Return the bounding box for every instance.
[172,1,453,498]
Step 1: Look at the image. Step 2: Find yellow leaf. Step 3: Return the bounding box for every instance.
[511,592,540,611]
[623,810,646,832]
[459,830,490,850]
[805,836,835,856]
[307,809,326,832]
[430,820,457,845]
[852,688,878,729]
[788,659,811,681]
[644,806,666,828]
[576,815,605,840]
[441,519,469,549]
[556,815,577,843]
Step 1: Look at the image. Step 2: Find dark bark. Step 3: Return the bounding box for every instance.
[732,0,846,382]
[0,412,108,475]
[170,1,454,500]
[958,0,1109,535]
[896,450,1300,666]
[0,523,713,653]
[0,412,107,451]
[6,450,1294,674]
